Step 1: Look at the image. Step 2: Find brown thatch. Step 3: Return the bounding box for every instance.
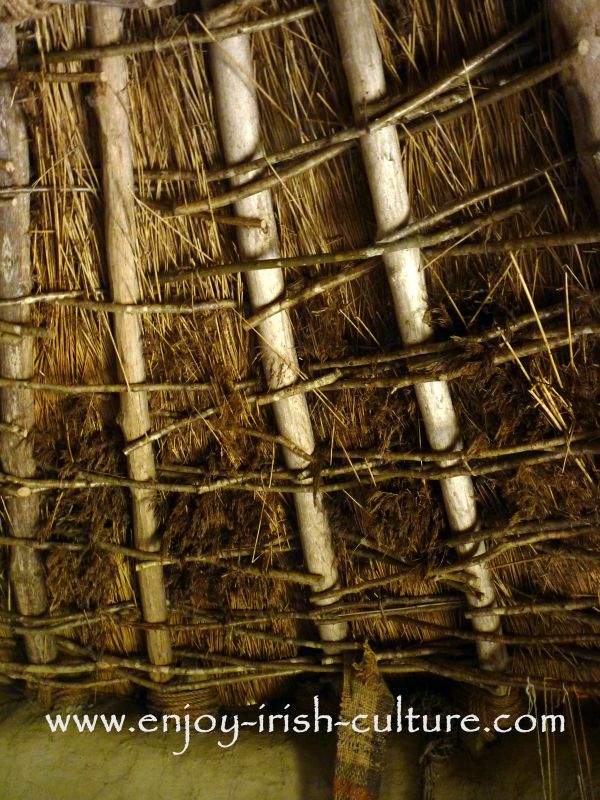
[0,0,598,721]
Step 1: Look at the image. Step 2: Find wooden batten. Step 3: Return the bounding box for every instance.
[89,6,172,672]
[0,22,55,665]
[202,0,347,643]
[328,0,509,674]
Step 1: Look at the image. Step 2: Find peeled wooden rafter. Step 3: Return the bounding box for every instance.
[202,0,346,642]
[90,6,172,673]
[328,0,509,673]
[0,22,55,665]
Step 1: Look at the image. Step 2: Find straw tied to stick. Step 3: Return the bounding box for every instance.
[167,32,589,217]
[15,9,588,208]
[0,317,596,397]
[0,431,597,502]
[159,196,600,285]
[2,586,598,642]
[0,635,599,696]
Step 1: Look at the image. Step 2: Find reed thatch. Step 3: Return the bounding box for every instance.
[0,0,598,720]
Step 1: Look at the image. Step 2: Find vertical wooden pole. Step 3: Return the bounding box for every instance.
[0,22,55,665]
[328,0,508,673]
[202,1,347,642]
[90,6,172,671]
[547,0,600,216]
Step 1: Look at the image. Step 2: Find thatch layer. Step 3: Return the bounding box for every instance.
[0,0,597,709]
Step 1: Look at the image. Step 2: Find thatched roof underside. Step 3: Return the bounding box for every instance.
[1,0,599,710]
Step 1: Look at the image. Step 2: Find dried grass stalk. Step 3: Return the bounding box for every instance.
[89,6,171,671]
[0,22,55,665]
[328,0,508,673]
[202,1,346,642]
[548,0,600,215]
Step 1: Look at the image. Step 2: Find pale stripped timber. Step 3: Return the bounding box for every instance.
[90,6,172,675]
[329,0,510,676]
[198,3,346,640]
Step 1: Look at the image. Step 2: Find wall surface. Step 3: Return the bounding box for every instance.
[0,691,598,799]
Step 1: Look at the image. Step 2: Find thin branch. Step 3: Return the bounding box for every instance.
[0,70,106,84]
[202,15,541,184]
[160,197,540,283]
[424,228,600,257]
[0,291,237,314]
[20,4,323,67]
[446,515,599,548]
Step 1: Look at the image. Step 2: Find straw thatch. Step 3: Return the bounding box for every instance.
[0,0,598,720]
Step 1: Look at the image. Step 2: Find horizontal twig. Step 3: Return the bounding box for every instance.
[0,185,94,196]
[425,229,600,257]
[0,291,236,315]
[0,377,213,395]
[7,435,594,502]
[0,70,105,83]
[446,514,599,548]
[202,15,540,185]
[21,4,322,67]
[156,434,600,491]
[0,534,320,587]
[310,293,598,372]
[465,598,599,618]
[160,197,539,282]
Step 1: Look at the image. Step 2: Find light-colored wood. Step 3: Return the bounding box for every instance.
[0,23,55,665]
[89,6,172,671]
[202,0,346,642]
[328,0,508,673]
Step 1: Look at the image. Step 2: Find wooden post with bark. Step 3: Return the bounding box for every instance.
[547,0,600,216]
[0,23,55,664]
[90,6,172,672]
[0,23,56,663]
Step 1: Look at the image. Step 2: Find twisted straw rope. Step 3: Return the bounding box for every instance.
[0,0,51,23]
[148,685,222,717]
